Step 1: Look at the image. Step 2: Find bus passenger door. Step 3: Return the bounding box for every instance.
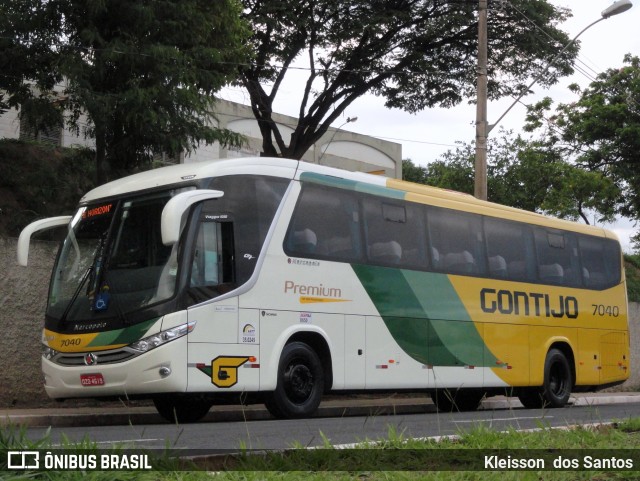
[345,315,365,389]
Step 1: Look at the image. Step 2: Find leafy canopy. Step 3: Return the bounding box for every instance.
[239,0,575,160]
[1,0,250,183]
[525,54,640,222]
[404,129,620,225]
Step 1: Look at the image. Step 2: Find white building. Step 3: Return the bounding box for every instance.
[0,97,401,178]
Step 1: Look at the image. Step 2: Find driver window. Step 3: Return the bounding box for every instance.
[189,221,235,298]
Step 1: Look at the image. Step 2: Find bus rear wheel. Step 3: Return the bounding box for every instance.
[265,341,324,419]
[518,348,572,409]
[153,395,212,423]
[431,388,484,412]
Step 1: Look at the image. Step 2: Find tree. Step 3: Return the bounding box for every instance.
[2,0,250,184]
[238,0,576,160]
[403,130,620,224]
[0,1,64,122]
[401,159,429,185]
[525,54,640,223]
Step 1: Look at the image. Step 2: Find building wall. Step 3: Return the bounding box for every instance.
[0,98,402,178]
[213,99,402,178]
[0,237,637,407]
[0,108,20,139]
[1,237,60,406]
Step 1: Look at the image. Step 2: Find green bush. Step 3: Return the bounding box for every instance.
[625,255,640,302]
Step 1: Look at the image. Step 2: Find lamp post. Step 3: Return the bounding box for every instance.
[473,0,633,201]
[318,116,358,162]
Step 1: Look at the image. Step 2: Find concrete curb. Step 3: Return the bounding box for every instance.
[2,393,640,428]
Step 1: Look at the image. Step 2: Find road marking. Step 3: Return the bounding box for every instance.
[49,438,164,447]
[453,415,553,423]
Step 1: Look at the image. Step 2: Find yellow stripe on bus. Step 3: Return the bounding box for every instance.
[299,296,352,304]
[42,329,127,353]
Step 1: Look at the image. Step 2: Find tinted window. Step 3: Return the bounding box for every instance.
[285,183,361,262]
[428,207,485,276]
[579,235,621,289]
[484,217,535,281]
[284,182,621,290]
[534,228,580,286]
[363,198,426,269]
[203,175,289,286]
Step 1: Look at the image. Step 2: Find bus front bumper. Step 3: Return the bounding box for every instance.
[42,336,188,399]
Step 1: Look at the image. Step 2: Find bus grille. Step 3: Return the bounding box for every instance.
[53,348,138,366]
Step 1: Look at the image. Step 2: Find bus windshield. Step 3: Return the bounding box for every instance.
[47,190,184,323]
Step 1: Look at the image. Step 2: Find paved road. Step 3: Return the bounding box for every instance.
[4,392,640,429]
[7,393,640,453]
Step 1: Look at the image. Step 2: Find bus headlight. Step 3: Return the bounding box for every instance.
[130,321,196,352]
[42,346,58,360]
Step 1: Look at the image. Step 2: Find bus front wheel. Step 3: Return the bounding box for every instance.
[518,348,572,409]
[265,341,324,419]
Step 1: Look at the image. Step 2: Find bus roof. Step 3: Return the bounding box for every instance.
[80,157,617,241]
[80,157,300,203]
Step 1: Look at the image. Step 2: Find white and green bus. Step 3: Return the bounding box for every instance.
[18,158,629,422]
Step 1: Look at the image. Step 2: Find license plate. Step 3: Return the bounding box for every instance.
[80,373,105,386]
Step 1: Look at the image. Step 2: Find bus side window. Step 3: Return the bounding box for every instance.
[534,228,579,287]
[285,184,361,262]
[427,207,485,276]
[579,235,621,289]
[362,197,426,269]
[484,217,535,282]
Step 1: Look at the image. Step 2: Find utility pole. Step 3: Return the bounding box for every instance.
[473,0,631,202]
[474,0,488,201]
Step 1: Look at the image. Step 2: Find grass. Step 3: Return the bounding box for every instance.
[3,418,640,480]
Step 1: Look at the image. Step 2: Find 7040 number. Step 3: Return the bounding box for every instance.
[592,304,620,317]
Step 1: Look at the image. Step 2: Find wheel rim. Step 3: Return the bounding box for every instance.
[283,360,314,404]
[549,361,567,397]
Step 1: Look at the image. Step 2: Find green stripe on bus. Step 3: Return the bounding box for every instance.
[87,318,159,347]
[352,265,494,367]
[300,172,405,200]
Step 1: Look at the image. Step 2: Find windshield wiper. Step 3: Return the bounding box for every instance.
[60,266,92,323]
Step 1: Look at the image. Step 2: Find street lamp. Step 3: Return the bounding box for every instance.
[318,116,358,162]
[474,0,633,201]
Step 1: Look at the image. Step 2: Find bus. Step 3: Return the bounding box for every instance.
[17,158,629,422]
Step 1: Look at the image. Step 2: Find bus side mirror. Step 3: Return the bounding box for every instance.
[161,189,224,246]
[17,216,72,266]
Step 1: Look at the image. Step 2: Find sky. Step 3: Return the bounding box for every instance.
[346,1,640,165]
[220,1,640,250]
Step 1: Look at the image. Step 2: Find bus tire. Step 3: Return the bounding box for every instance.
[153,395,212,424]
[518,348,572,409]
[265,341,324,419]
[431,388,484,412]
[541,348,572,407]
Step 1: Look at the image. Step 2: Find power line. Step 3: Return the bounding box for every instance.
[502,0,599,84]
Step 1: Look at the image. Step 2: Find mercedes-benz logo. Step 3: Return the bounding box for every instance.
[84,353,98,366]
